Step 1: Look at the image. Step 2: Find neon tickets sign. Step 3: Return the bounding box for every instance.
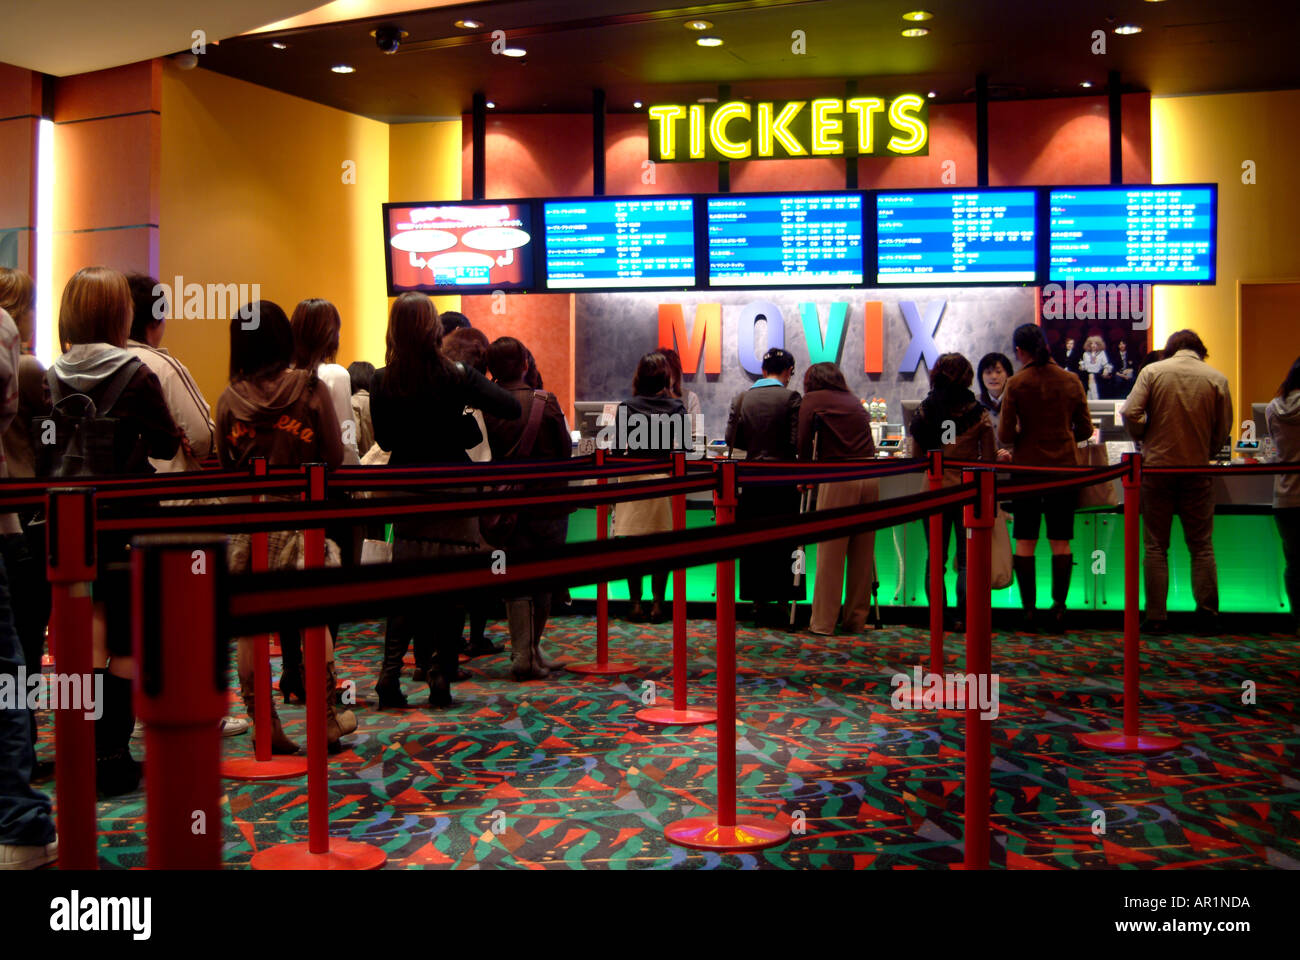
[647,96,929,162]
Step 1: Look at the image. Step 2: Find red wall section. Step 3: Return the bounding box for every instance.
[605,114,717,195]
[989,93,1151,186]
[460,292,574,421]
[0,64,41,272]
[462,114,594,199]
[860,102,978,188]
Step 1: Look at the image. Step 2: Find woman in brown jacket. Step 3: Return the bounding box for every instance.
[908,354,997,631]
[998,323,1093,632]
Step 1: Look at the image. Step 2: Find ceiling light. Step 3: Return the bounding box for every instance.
[927,90,937,98]
[331,64,354,73]
[486,101,496,109]
[697,97,718,104]
[696,36,724,47]
[902,11,933,21]
[901,27,929,37]
[684,20,713,30]
[269,41,288,50]
[633,100,643,109]
[1079,81,1093,88]
[454,19,483,29]
[1113,24,1142,35]
[502,47,527,57]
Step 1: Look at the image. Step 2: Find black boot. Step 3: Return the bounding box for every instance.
[1048,555,1073,634]
[278,630,306,704]
[95,669,140,797]
[375,615,410,708]
[1013,556,1038,633]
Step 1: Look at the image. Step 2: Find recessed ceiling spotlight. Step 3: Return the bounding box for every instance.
[331,64,355,73]
[901,27,929,38]
[486,101,496,109]
[269,41,288,50]
[1079,80,1093,88]
[1113,24,1142,34]
[927,90,937,98]
[633,100,643,109]
[502,46,527,57]
[685,20,713,30]
[454,19,483,29]
[696,36,724,47]
[902,10,933,21]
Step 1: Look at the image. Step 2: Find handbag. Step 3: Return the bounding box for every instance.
[990,503,1013,589]
[1076,441,1119,508]
[480,390,548,548]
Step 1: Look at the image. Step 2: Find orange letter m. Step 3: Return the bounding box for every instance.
[658,303,721,375]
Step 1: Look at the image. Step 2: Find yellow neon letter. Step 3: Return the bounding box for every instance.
[846,97,885,153]
[810,98,843,155]
[709,101,752,159]
[755,102,775,156]
[769,101,806,156]
[648,105,686,159]
[887,94,928,154]
[689,104,706,159]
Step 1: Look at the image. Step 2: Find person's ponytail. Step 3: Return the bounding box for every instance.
[1012,323,1051,365]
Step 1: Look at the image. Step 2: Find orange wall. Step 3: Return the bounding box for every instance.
[0,63,40,274]
[159,62,390,404]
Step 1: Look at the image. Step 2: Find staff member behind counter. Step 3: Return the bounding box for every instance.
[727,348,802,628]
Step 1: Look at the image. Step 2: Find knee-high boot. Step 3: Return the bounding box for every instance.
[1013,556,1038,632]
[323,661,357,753]
[532,592,562,671]
[375,614,410,708]
[95,669,140,796]
[238,668,299,754]
[278,629,306,703]
[1048,554,1073,633]
[507,598,547,680]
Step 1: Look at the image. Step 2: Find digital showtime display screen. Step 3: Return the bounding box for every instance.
[876,190,1038,284]
[543,197,696,289]
[384,202,535,293]
[1049,185,1216,282]
[707,193,863,287]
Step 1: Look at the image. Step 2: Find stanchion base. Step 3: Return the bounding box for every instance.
[568,660,638,675]
[222,756,309,781]
[1077,730,1183,753]
[636,705,718,726]
[664,815,791,852]
[251,839,387,870]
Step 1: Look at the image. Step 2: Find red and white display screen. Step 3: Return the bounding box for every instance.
[384,201,535,293]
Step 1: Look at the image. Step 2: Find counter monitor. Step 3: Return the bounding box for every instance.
[543,196,696,290]
[876,189,1038,284]
[707,192,864,286]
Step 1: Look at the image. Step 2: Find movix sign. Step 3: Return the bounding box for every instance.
[657,299,946,376]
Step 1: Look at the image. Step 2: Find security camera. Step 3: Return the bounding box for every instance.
[374,25,405,54]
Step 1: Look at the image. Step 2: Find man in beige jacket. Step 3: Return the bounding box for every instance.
[1121,329,1233,634]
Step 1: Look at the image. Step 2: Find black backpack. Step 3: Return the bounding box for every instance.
[35,359,142,477]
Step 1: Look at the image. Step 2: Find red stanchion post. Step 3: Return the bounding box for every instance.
[252,463,385,870]
[962,469,995,870]
[665,460,789,851]
[1078,452,1182,753]
[132,535,225,868]
[637,450,717,726]
[927,449,945,673]
[572,448,637,675]
[45,488,99,870]
[223,457,306,780]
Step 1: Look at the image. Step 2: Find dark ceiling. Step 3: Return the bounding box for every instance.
[198,0,1300,122]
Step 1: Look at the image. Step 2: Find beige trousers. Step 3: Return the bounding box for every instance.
[810,477,880,635]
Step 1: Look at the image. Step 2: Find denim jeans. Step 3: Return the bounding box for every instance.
[0,550,56,845]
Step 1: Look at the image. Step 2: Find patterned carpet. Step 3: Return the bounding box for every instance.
[53,613,1300,869]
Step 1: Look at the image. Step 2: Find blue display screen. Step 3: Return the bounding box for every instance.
[707,193,863,286]
[1049,186,1215,282]
[876,190,1038,283]
[543,197,696,289]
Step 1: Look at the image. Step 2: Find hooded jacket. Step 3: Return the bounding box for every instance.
[1266,390,1300,509]
[46,342,181,475]
[215,368,343,470]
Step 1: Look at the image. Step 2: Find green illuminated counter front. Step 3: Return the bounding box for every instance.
[566,468,1289,615]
